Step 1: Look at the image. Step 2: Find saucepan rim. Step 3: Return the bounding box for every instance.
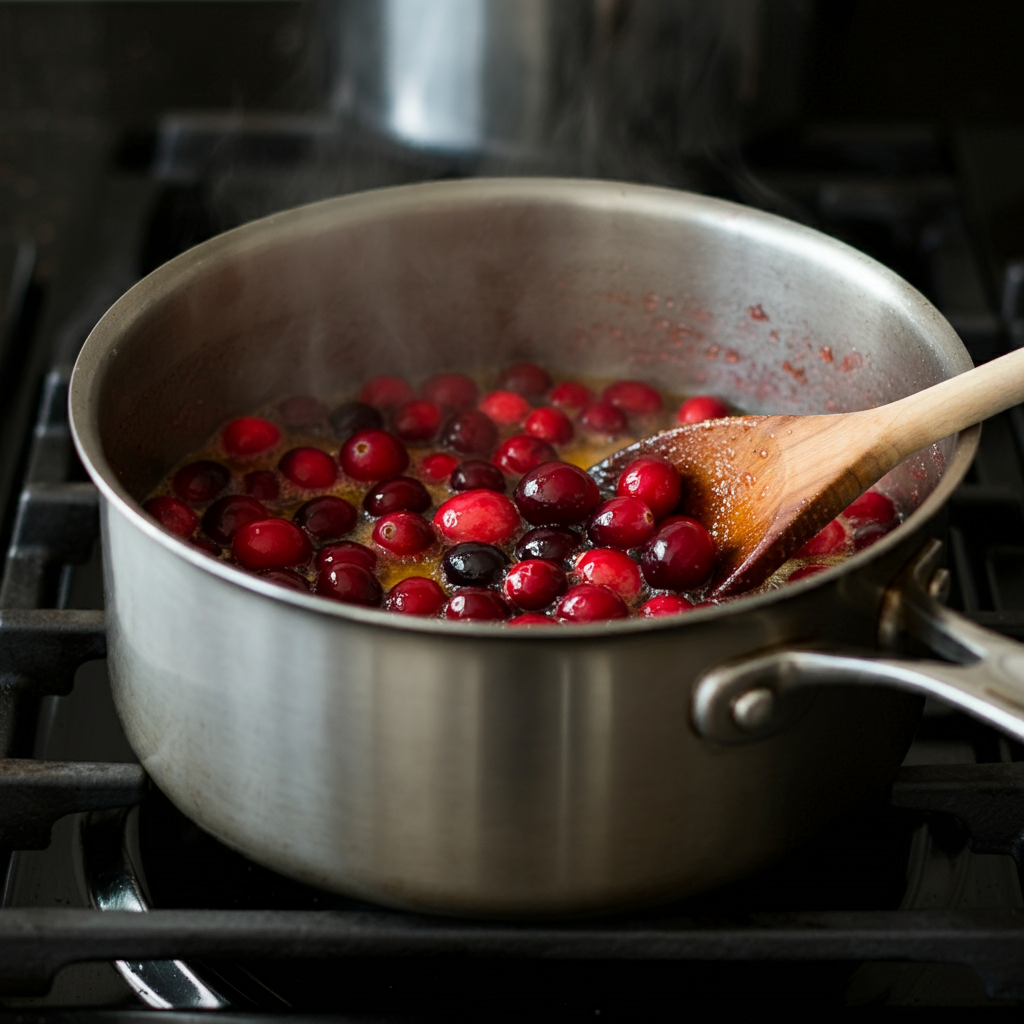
[68,177,979,639]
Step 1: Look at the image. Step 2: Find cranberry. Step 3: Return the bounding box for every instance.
[386,576,446,616]
[793,519,848,558]
[603,380,662,415]
[330,401,384,437]
[503,559,567,610]
[616,457,682,521]
[421,373,478,411]
[191,537,222,556]
[508,613,555,626]
[363,476,431,517]
[221,416,281,457]
[144,496,198,537]
[420,452,460,482]
[340,430,409,481]
[640,594,694,618]
[525,406,573,445]
[445,588,510,622]
[497,362,552,398]
[316,541,377,573]
[574,548,642,601]
[788,563,830,582]
[315,563,382,606]
[845,490,898,529]
[479,390,531,426]
[202,495,267,543]
[555,584,628,623]
[232,518,312,570]
[442,542,508,587]
[392,399,442,443]
[451,459,506,493]
[359,376,414,411]
[172,461,229,503]
[294,496,357,542]
[440,409,499,456]
[372,511,436,556]
[244,469,280,500]
[514,526,580,564]
[640,516,716,590]
[514,462,600,526]
[579,400,628,436]
[852,522,896,552]
[259,569,311,593]
[277,395,327,428]
[588,497,655,549]
[434,490,521,545]
[549,381,593,409]
[676,395,730,423]
[493,435,558,475]
[279,447,338,489]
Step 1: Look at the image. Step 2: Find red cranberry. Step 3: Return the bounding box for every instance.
[497,362,552,398]
[294,496,357,542]
[525,406,573,445]
[793,519,848,558]
[202,495,267,543]
[514,526,580,564]
[579,400,628,436]
[844,490,898,529]
[640,516,715,590]
[440,409,499,456]
[221,416,281,457]
[508,613,555,626]
[677,395,730,423]
[549,381,593,409]
[555,584,628,623]
[372,511,436,556]
[363,476,431,516]
[588,497,655,549]
[493,435,558,475]
[514,462,600,526]
[434,490,521,545]
[340,430,409,481]
[603,380,663,415]
[279,447,338,489]
[575,548,642,601]
[172,461,229,503]
[277,395,327,428]
[445,588,510,622]
[392,399,442,443]
[503,559,567,610]
[479,390,531,426]
[232,518,312,570]
[259,569,311,593]
[442,542,508,587]
[789,563,830,582]
[144,496,198,537]
[641,594,694,618]
[315,563,382,606]
[359,376,414,411]
[451,459,506,493]
[244,469,280,500]
[386,576,446,616]
[316,541,377,573]
[420,452,460,482]
[616,457,682,521]
[330,401,384,437]
[852,522,896,552]
[191,537,222,556]
[421,373,479,411]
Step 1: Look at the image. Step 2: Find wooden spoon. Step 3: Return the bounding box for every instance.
[590,347,1024,600]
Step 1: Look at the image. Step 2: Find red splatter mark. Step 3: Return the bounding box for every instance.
[769,330,779,343]
[820,346,833,363]
[705,344,721,360]
[842,352,863,372]
[643,292,658,311]
[725,349,740,363]
[748,304,769,321]
[782,361,806,383]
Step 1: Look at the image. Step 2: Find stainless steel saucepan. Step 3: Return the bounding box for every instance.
[69,178,1024,918]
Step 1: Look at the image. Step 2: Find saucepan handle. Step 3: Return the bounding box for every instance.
[692,538,1024,745]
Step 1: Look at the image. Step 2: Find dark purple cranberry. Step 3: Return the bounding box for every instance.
[172,461,229,503]
[450,459,506,493]
[514,462,601,526]
[259,569,312,593]
[329,401,384,437]
[440,409,499,456]
[640,516,716,590]
[363,476,431,517]
[145,496,198,537]
[514,527,580,565]
[316,541,377,573]
[293,495,357,542]
[441,542,508,587]
[315,564,382,606]
[202,495,267,544]
[497,362,552,398]
[244,469,280,500]
[445,588,510,622]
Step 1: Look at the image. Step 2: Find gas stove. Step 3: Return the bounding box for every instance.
[2,116,1024,1016]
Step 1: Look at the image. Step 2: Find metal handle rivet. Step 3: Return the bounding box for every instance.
[731,687,776,732]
